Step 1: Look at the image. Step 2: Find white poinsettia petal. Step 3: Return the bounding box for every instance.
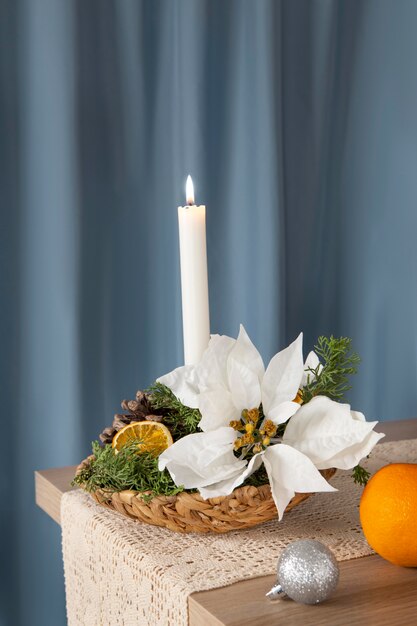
[198,454,263,499]
[316,430,385,470]
[195,334,236,392]
[301,351,323,387]
[283,396,381,469]
[198,386,241,432]
[198,470,247,500]
[262,444,337,521]
[158,427,246,489]
[157,364,200,408]
[227,325,265,384]
[228,358,262,412]
[266,400,301,425]
[261,333,304,417]
[304,350,320,370]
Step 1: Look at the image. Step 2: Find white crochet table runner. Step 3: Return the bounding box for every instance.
[61,439,417,626]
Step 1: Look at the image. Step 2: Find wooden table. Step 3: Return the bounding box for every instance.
[35,419,417,626]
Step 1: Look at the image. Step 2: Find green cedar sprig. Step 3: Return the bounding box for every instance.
[146,381,202,439]
[72,440,184,499]
[300,335,360,403]
[351,464,371,486]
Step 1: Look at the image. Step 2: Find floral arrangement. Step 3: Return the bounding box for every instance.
[75,327,384,521]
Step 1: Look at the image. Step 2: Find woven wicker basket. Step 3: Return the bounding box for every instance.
[76,457,336,534]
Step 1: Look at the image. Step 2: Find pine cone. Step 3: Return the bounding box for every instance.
[99,390,166,444]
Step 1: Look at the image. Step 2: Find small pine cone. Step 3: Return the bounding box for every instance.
[99,426,116,444]
[112,413,134,428]
[121,394,152,418]
[136,390,147,402]
[121,399,130,411]
[127,400,141,413]
[98,389,167,446]
[145,414,163,422]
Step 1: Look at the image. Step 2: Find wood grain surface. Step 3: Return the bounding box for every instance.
[35,465,76,524]
[35,418,417,625]
[189,555,417,626]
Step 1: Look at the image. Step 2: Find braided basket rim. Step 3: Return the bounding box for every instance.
[75,457,336,534]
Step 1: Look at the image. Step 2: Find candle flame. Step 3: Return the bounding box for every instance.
[186,175,195,205]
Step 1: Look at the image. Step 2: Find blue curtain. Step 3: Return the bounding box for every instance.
[2,0,417,624]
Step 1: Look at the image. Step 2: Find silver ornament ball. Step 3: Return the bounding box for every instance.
[268,539,339,605]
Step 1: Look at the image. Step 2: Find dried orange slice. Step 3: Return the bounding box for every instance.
[112,421,173,457]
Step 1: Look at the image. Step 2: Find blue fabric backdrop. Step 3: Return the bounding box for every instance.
[1,0,417,624]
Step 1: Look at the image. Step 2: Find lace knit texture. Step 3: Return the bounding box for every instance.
[61,439,417,626]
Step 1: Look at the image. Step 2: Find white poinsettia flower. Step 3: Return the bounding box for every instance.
[158,427,336,520]
[199,326,304,431]
[198,325,305,430]
[157,328,383,521]
[282,396,385,470]
[160,324,306,432]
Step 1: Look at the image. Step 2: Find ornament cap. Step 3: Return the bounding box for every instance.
[266,584,287,601]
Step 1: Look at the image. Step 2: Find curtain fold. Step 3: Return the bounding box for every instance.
[2,1,417,624]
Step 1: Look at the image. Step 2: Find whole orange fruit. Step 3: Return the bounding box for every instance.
[359,463,417,567]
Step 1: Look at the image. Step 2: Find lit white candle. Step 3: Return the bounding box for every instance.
[178,175,210,365]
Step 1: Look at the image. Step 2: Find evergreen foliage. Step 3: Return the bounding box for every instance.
[147,381,202,439]
[73,440,184,499]
[300,335,360,403]
[351,463,371,486]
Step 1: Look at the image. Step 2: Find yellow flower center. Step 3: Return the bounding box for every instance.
[232,407,276,453]
[263,420,277,437]
[246,408,260,423]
